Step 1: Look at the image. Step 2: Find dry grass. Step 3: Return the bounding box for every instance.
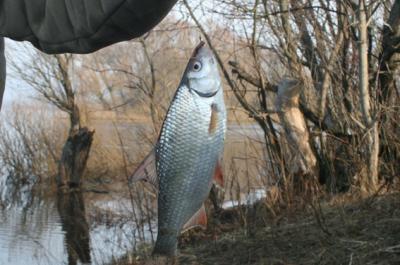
[189,193,400,265]
[115,192,400,265]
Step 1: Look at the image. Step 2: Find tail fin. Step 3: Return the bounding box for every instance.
[152,233,178,257]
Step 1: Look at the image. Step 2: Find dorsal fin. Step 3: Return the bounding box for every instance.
[181,204,207,233]
[208,103,219,134]
[213,161,224,188]
[129,148,158,188]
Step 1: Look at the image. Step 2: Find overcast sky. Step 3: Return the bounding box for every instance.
[3,39,36,109]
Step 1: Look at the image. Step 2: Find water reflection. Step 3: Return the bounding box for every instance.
[0,193,147,265]
[57,190,91,265]
[0,202,67,265]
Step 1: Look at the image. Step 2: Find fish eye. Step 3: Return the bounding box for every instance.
[192,61,202,72]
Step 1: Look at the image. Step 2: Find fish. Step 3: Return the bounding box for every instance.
[130,41,226,257]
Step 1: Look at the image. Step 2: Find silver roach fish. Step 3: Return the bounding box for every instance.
[130,41,226,256]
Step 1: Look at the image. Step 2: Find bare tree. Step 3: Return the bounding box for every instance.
[0,106,62,206]
[10,51,94,189]
[182,0,400,195]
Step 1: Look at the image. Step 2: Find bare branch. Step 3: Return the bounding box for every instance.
[228,61,278,92]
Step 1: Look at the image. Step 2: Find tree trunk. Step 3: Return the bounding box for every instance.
[358,1,379,192]
[275,79,319,198]
[275,79,318,187]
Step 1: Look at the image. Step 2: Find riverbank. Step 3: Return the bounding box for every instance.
[113,192,400,265]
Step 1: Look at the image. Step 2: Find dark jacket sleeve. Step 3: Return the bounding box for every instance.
[0,0,177,54]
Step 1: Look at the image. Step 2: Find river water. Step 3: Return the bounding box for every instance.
[0,123,266,265]
[0,204,66,265]
[0,198,144,265]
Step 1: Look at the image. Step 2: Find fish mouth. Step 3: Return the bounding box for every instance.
[193,89,219,98]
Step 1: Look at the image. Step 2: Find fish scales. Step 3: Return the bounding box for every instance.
[156,85,225,239]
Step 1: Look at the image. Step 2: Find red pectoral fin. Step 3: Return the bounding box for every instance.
[129,148,158,188]
[181,204,207,233]
[213,161,224,188]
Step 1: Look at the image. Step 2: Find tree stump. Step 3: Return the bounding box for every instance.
[57,127,94,188]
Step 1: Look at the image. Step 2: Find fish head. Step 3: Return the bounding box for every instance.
[183,41,221,97]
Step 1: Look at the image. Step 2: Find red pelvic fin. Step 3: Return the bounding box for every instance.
[181,204,207,233]
[213,161,224,188]
[129,148,158,188]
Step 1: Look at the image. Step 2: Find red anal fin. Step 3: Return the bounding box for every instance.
[181,204,207,233]
[129,148,158,188]
[213,161,224,188]
[208,104,219,134]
